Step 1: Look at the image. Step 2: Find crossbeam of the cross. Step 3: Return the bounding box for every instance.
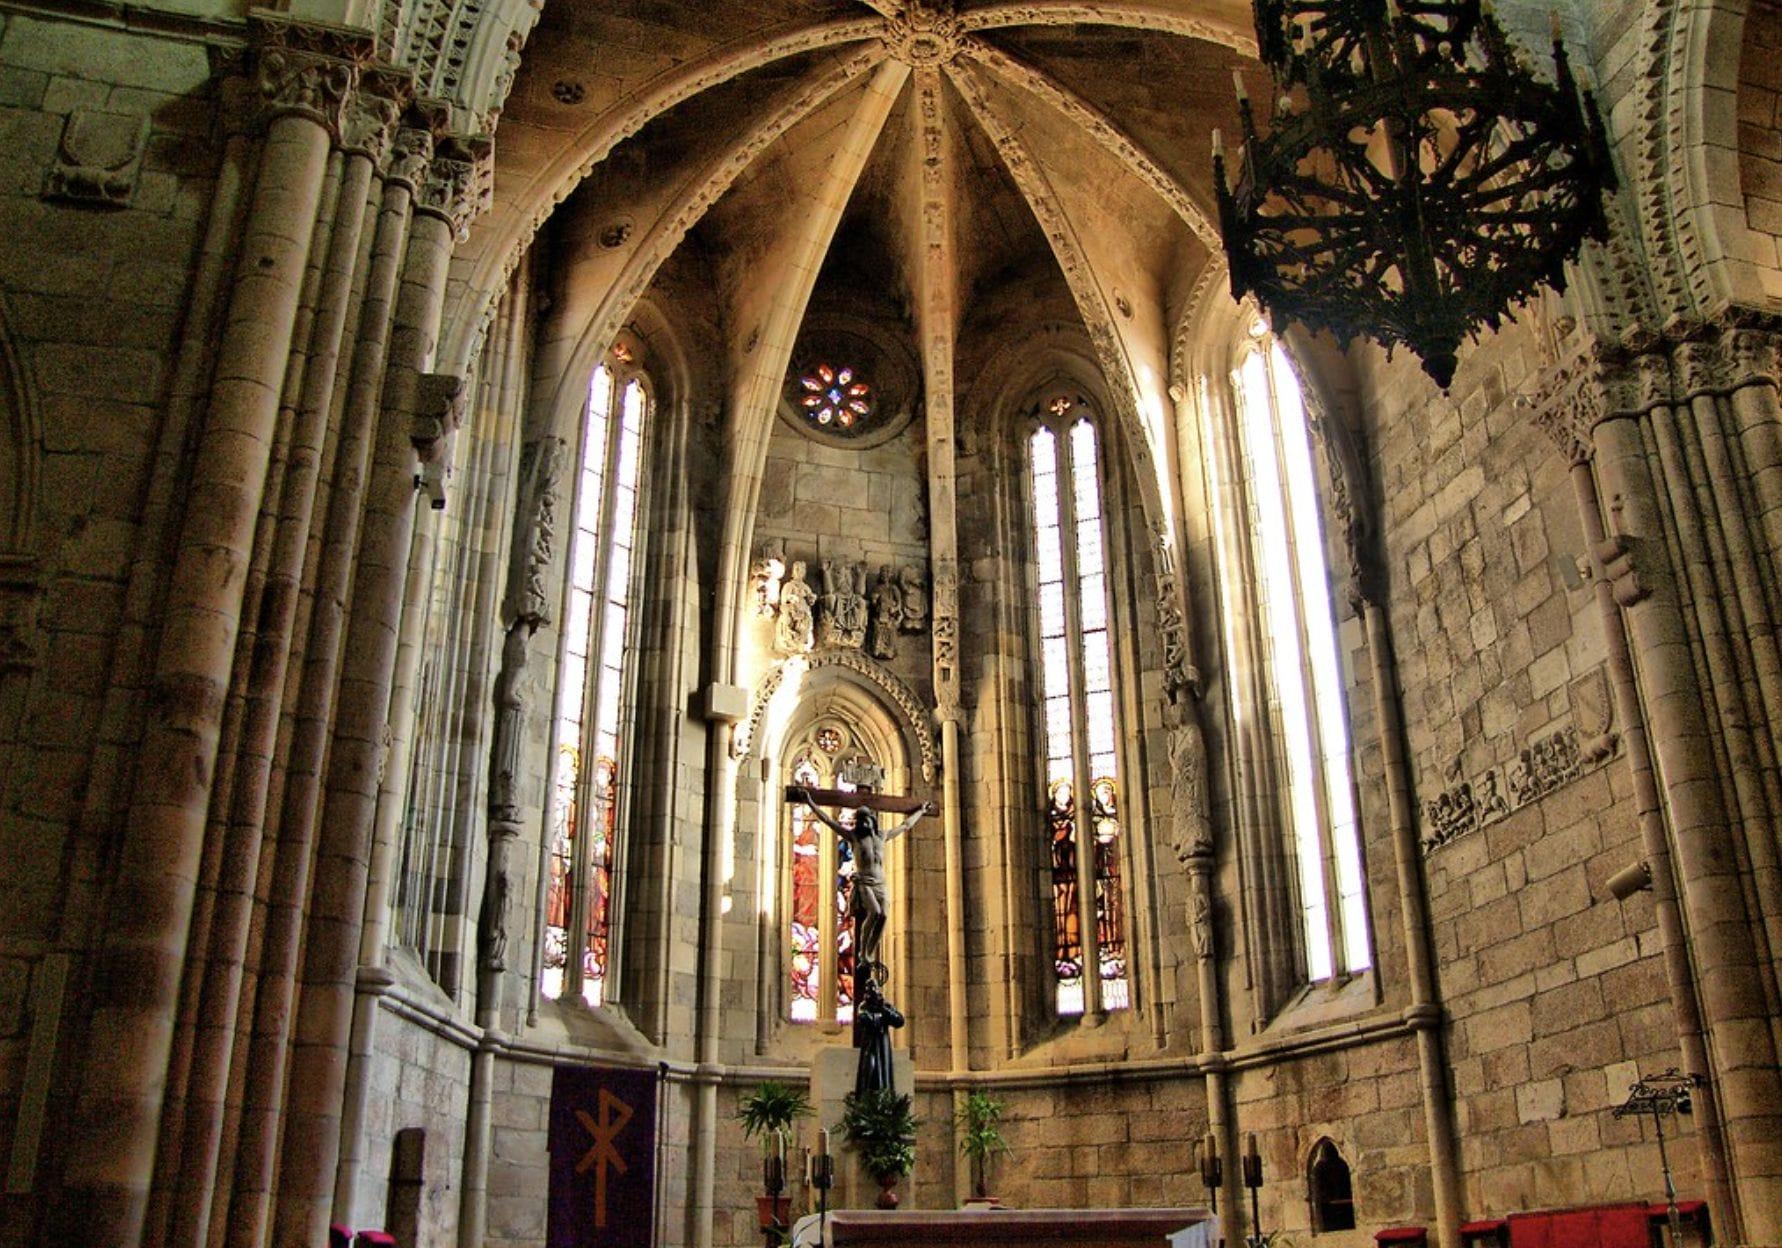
[784,786,934,815]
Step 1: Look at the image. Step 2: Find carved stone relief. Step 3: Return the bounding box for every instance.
[867,566,903,660]
[762,549,931,662]
[1421,718,1617,856]
[774,560,817,655]
[751,538,787,618]
[43,108,148,208]
[1168,713,1213,863]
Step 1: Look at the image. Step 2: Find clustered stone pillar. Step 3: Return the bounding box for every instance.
[55,19,368,1247]
[1538,329,1782,1243]
[42,16,492,1247]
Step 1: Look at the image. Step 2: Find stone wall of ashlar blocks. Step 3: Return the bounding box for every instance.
[0,11,222,1205]
[354,1006,475,1244]
[1230,1037,1433,1244]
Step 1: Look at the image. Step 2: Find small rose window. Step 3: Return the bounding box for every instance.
[799,363,874,431]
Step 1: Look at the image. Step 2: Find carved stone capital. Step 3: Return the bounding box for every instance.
[415,133,493,241]
[340,67,411,164]
[1674,336,1734,401]
[1728,327,1782,393]
[385,124,433,191]
[249,14,375,138]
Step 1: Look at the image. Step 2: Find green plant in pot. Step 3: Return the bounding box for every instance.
[840,1088,918,1209]
[955,1091,1011,1204]
[736,1081,812,1240]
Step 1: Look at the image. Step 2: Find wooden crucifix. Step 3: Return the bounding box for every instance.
[783,784,937,984]
[786,781,936,1097]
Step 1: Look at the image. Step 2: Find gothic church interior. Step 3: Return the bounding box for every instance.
[1,1,1781,1246]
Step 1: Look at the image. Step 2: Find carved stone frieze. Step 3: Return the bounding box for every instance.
[751,538,787,619]
[1421,720,1617,856]
[774,559,818,655]
[817,560,868,650]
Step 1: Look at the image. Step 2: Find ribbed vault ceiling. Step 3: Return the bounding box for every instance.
[445,0,1262,373]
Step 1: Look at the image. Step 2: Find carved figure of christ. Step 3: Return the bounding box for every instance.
[788,786,935,991]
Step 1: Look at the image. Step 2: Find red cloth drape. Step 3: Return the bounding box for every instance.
[1507,1206,1650,1248]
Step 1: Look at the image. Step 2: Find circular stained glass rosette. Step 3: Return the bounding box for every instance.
[799,363,874,431]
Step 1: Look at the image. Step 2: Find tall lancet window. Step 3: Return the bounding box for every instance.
[1029,401,1131,1017]
[1231,340,1370,982]
[542,364,647,1006]
[785,721,873,1025]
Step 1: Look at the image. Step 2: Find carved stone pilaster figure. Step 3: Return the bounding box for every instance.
[489,622,531,822]
[478,841,512,974]
[868,566,903,660]
[1189,876,1214,961]
[776,561,817,654]
[1168,714,1213,863]
[507,435,566,629]
[897,564,927,632]
[751,538,787,618]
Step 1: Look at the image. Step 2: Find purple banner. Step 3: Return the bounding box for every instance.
[548,1064,658,1248]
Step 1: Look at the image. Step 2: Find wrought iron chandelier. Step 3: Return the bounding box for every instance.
[1213,0,1616,388]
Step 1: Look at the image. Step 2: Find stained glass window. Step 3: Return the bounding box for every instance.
[787,726,869,1025]
[798,362,874,432]
[1231,341,1371,982]
[1029,409,1131,1017]
[542,365,648,1006]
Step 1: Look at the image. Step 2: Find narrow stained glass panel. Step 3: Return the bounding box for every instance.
[1049,779,1084,1017]
[789,756,822,1022]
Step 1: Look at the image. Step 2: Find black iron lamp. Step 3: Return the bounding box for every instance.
[1213,0,1616,389]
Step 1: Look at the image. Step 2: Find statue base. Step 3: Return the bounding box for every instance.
[810,1044,915,1211]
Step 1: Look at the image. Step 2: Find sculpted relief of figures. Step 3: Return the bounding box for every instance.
[757,543,930,662]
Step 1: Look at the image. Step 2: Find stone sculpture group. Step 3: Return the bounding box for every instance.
[753,540,929,660]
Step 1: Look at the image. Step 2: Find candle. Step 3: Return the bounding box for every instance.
[1245,1132,1259,1160]
[1384,0,1401,19]
[1212,128,1224,161]
[817,1127,830,1158]
[1232,68,1248,104]
[775,1132,786,1163]
[1549,9,1563,41]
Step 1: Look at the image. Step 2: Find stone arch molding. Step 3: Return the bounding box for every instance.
[733,651,937,784]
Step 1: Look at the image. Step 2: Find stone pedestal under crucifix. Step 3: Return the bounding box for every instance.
[786,783,935,1097]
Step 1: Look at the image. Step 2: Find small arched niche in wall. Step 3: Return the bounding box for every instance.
[1308,1137,1357,1232]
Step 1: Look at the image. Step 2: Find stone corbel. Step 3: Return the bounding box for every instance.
[409,371,466,510]
[43,107,148,208]
[1595,534,1653,608]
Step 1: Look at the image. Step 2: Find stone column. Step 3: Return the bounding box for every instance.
[272,124,483,1246]
[224,116,430,1248]
[1359,600,1463,1248]
[56,19,365,1246]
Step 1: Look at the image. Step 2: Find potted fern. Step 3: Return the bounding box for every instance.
[956,1091,1011,1205]
[840,1088,919,1209]
[736,1081,812,1237]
